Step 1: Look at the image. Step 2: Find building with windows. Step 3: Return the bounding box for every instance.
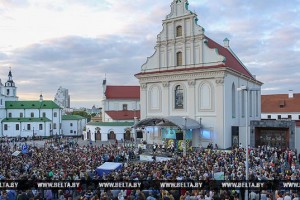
[62,115,87,137]
[54,86,70,110]
[0,70,63,137]
[134,0,262,149]
[261,90,300,120]
[3,99,62,137]
[84,79,140,141]
[1,70,18,136]
[85,122,134,142]
[101,79,140,122]
[257,90,300,150]
[0,69,84,138]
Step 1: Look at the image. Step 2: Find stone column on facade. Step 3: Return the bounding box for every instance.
[199,38,204,66]
[182,19,186,67]
[165,23,169,68]
[158,43,161,68]
[191,17,195,65]
[187,79,196,119]
[215,78,225,148]
[140,83,147,119]
[162,81,170,116]
[173,42,176,67]
[172,20,176,67]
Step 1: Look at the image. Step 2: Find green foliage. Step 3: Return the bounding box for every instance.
[72,111,91,122]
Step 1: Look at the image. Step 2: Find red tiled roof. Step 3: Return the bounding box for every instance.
[205,37,254,79]
[105,110,140,120]
[135,36,255,80]
[105,86,140,99]
[261,93,300,113]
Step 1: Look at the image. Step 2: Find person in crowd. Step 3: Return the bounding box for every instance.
[1,138,300,199]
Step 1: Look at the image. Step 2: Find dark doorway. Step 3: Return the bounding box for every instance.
[108,131,116,140]
[87,130,91,140]
[124,130,131,140]
[96,131,101,140]
[232,126,239,148]
[137,131,143,138]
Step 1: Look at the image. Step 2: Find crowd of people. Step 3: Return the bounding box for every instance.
[0,138,299,200]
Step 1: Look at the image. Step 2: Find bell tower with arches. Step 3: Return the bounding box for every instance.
[4,68,18,101]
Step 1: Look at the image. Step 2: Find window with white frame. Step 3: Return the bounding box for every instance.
[176,52,182,66]
[175,85,184,109]
[241,90,245,118]
[176,25,182,37]
[232,83,236,118]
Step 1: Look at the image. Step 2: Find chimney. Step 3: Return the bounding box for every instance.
[288,90,294,98]
[223,38,230,48]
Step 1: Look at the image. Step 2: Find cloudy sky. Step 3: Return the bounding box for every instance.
[0,0,299,108]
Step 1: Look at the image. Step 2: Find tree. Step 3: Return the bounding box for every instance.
[72,111,91,122]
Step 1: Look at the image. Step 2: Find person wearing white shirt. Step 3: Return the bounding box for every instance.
[293,194,299,200]
[284,192,292,200]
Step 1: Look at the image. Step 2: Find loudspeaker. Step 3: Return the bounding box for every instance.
[137,131,143,138]
[176,132,183,140]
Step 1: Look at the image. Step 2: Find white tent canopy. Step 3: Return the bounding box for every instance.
[96,162,123,176]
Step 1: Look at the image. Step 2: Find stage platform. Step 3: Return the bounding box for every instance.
[139,152,174,162]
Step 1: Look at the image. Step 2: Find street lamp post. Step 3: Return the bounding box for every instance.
[182,117,187,157]
[32,127,35,147]
[237,85,260,200]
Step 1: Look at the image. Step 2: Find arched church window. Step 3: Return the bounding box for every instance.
[176,25,182,37]
[241,90,245,118]
[232,83,236,118]
[176,52,182,66]
[175,85,184,109]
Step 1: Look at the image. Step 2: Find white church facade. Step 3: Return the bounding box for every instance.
[0,70,85,138]
[134,0,263,149]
